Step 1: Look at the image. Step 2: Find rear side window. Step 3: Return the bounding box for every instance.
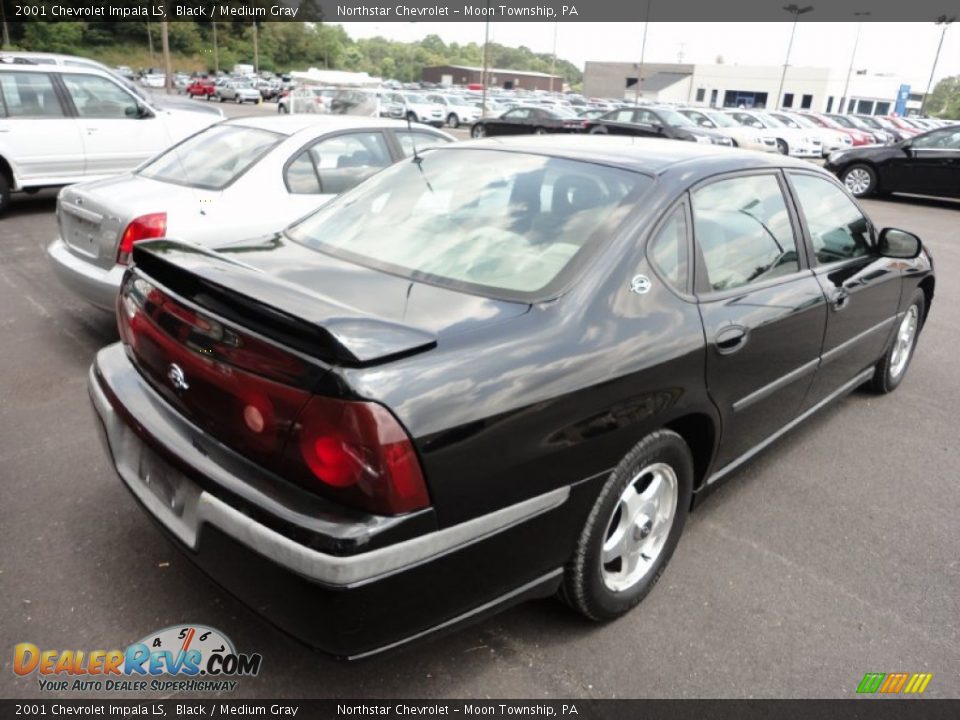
[692,174,800,292]
[310,132,391,194]
[395,131,453,158]
[648,206,688,292]
[0,72,64,118]
[789,173,872,264]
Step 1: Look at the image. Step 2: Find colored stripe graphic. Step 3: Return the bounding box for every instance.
[857,673,886,694]
[904,673,933,694]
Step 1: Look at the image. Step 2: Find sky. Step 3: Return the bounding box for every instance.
[336,22,960,89]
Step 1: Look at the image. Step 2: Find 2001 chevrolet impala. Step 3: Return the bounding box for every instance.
[89,137,934,658]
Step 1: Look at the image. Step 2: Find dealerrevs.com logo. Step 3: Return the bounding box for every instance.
[14,625,262,693]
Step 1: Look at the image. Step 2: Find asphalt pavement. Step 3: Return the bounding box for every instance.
[0,134,958,699]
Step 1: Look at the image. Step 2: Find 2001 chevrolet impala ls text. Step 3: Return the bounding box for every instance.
[88,137,934,658]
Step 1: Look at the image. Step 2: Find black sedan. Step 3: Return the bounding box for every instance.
[469,105,585,138]
[583,106,735,146]
[90,137,933,658]
[825,125,960,198]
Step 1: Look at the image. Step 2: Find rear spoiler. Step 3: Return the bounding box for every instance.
[131,240,437,367]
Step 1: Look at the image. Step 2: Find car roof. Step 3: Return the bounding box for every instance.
[449,135,817,176]
[225,114,452,137]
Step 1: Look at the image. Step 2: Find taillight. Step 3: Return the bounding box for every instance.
[117,213,167,265]
[291,396,430,516]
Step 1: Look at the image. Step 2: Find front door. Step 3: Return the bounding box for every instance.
[900,128,960,197]
[692,172,827,468]
[785,171,904,405]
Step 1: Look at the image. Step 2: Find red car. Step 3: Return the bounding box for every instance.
[186,79,216,98]
[799,112,873,146]
[880,116,922,137]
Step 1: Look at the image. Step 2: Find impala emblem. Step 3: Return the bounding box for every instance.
[630,274,652,294]
[167,363,189,391]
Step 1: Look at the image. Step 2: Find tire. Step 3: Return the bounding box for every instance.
[218,96,225,103]
[561,430,693,621]
[471,123,486,139]
[206,94,212,101]
[533,127,548,135]
[589,126,609,135]
[870,289,925,394]
[840,163,877,198]
[0,171,10,215]
[447,113,459,129]
[278,103,288,114]
[235,96,242,104]
[406,111,418,123]
[775,138,789,155]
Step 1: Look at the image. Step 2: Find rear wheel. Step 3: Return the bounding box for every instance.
[840,164,877,198]
[533,127,548,135]
[447,113,460,129]
[561,430,693,621]
[870,289,925,394]
[775,138,789,155]
[589,125,609,135]
[278,103,288,114]
[406,111,418,123]
[235,96,242,104]
[471,123,486,139]
[0,172,10,215]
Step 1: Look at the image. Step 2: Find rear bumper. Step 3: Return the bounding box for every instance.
[48,237,124,312]
[89,343,585,658]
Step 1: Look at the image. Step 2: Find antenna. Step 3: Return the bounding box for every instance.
[406,110,421,165]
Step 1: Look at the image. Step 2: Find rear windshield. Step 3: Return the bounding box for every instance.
[138,124,283,190]
[286,148,652,301]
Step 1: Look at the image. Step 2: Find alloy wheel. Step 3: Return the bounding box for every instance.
[844,167,873,196]
[889,305,919,380]
[601,463,678,593]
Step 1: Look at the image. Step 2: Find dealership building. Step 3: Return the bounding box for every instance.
[583,61,922,115]
[422,64,564,91]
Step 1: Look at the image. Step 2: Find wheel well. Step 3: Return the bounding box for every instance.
[0,155,14,190]
[918,276,935,325]
[664,413,716,492]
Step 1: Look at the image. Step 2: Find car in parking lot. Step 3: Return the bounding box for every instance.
[470,105,587,137]
[724,109,822,157]
[89,136,933,659]
[48,116,454,310]
[824,124,960,198]
[186,79,216,99]
[678,107,779,152]
[766,110,852,156]
[214,80,261,104]
[425,93,481,128]
[381,91,445,127]
[583,106,735,146]
[0,63,220,214]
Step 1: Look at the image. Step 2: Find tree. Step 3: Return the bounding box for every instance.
[925,75,960,119]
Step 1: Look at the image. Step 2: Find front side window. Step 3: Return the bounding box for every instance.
[789,173,872,264]
[0,71,64,118]
[286,149,652,299]
[504,108,530,120]
[62,74,139,119]
[692,174,800,292]
[912,128,960,150]
[139,124,283,190]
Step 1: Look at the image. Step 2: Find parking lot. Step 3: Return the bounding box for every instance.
[1,119,958,698]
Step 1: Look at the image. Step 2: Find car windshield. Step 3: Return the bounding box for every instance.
[138,124,283,190]
[405,93,426,103]
[857,116,881,129]
[703,111,737,128]
[770,113,801,129]
[657,109,695,126]
[448,95,471,106]
[550,107,580,118]
[754,113,785,128]
[286,149,652,300]
[829,115,855,128]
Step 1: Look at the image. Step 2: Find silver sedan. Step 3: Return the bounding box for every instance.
[48,115,454,311]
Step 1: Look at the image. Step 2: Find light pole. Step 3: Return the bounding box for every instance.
[839,11,870,115]
[920,15,955,115]
[634,0,652,105]
[480,2,491,116]
[775,4,813,110]
[549,22,558,93]
[212,21,219,73]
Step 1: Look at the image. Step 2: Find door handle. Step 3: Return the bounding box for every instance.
[831,288,851,311]
[715,325,748,355]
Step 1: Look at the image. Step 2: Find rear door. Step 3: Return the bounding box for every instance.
[0,70,84,184]
[58,72,164,176]
[785,170,904,406]
[692,171,827,469]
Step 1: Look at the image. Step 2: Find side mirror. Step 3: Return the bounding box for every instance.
[878,227,922,259]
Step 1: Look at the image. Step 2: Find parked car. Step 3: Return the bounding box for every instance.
[826,114,893,145]
[855,114,910,142]
[678,107,778,152]
[798,112,873,146]
[766,111,851,156]
[214,80,261,104]
[723,110,822,158]
[381,91,445,127]
[88,136,933,658]
[139,73,165,88]
[425,93,481,128]
[0,64,220,214]
[185,79,216,99]
[470,106,587,137]
[824,124,960,198]
[48,116,454,309]
[880,116,923,138]
[278,87,336,114]
[583,106,735,147]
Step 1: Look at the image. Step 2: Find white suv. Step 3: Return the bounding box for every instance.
[425,93,481,128]
[0,63,220,213]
